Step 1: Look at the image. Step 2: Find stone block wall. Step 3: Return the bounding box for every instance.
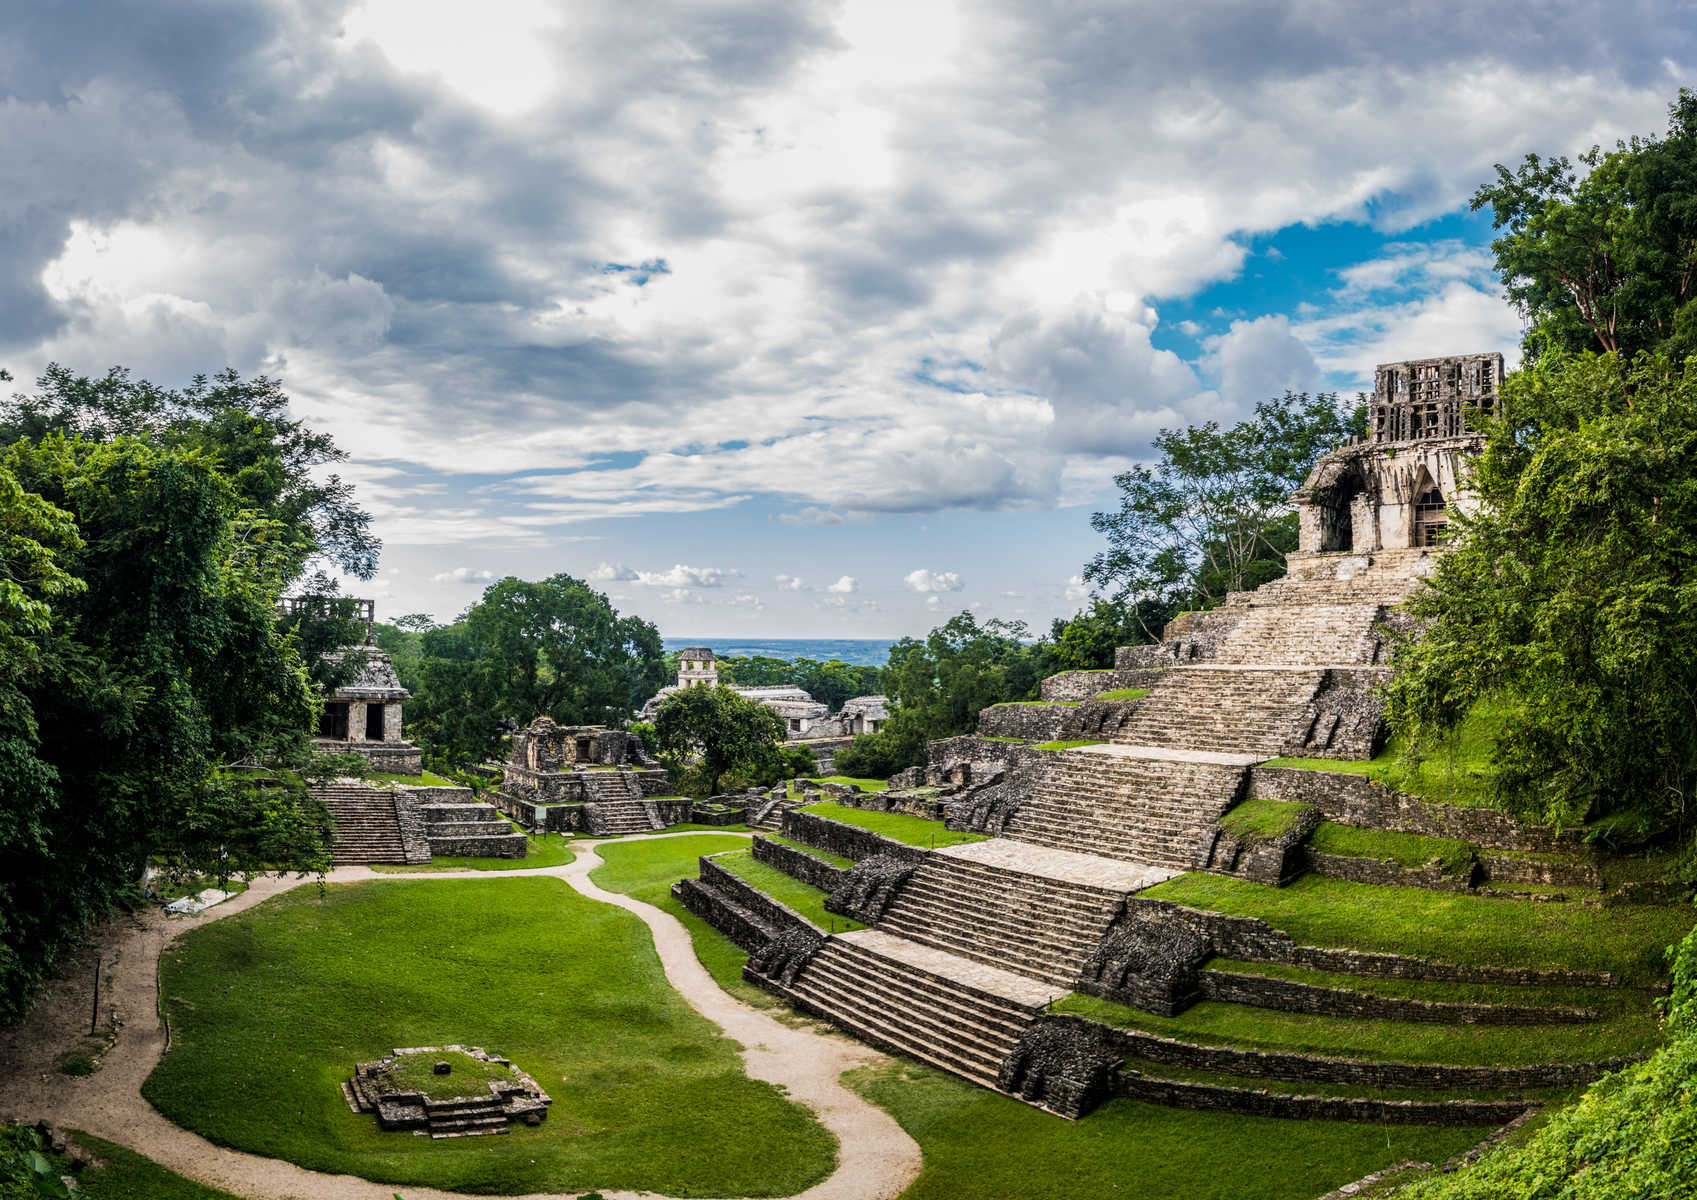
[1195,969,1592,1025]
[753,835,851,892]
[697,854,819,934]
[1246,767,1585,854]
[1115,1071,1530,1126]
[1038,668,1165,702]
[927,735,1036,782]
[1304,849,1478,891]
[1042,1014,1630,1092]
[976,703,1076,742]
[781,809,928,864]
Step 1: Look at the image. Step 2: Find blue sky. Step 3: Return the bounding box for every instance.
[3,1,1691,636]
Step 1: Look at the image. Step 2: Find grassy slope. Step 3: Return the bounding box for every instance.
[65,1134,243,1200]
[1095,687,1151,701]
[846,1062,1489,1200]
[1262,702,1513,811]
[144,875,834,1197]
[370,829,576,873]
[1219,796,1314,840]
[1307,822,1474,871]
[1142,873,1694,984]
[799,801,987,848]
[1056,992,1661,1066]
[713,849,864,932]
[587,833,779,1009]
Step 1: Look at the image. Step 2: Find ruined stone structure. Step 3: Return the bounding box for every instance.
[492,717,676,834]
[638,647,886,743]
[1293,352,1501,554]
[313,642,423,774]
[343,1045,551,1138]
[675,351,1633,1123]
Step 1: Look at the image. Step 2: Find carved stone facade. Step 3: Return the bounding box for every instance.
[313,641,423,775]
[1294,352,1502,554]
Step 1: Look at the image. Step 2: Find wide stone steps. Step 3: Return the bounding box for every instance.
[316,787,408,864]
[1004,754,1244,868]
[873,857,1124,986]
[1211,603,1385,666]
[1113,667,1326,754]
[782,939,1039,1087]
[587,798,663,835]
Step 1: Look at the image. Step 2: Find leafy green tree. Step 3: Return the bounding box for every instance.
[1472,89,1697,364]
[398,575,664,768]
[651,684,788,796]
[2,365,379,579]
[1084,391,1362,626]
[1385,353,1697,839]
[0,434,331,1021]
[1043,597,1165,671]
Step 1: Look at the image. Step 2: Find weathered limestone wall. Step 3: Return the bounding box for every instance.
[752,835,851,893]
[781,809,928,864]
[1246,767,1587,854]
[1039,669,1166,701]
[976,703,1075,742]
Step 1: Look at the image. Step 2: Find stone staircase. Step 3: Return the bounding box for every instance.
[1245,549,1433,608]
[1007,751,1247,869]
[317,784,414,864]
[751,790,810,831]
[424,1097,512,1139]
[872,853,1127,986]
[1113,667,1328,755]
[773,933,1045,1088]
[1210,603,1385,666]
[582,769,646,802]
[584,799,663,836]
[423,798,527,858]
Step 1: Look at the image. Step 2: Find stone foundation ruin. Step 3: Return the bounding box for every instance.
[493,717,676,834]
[342,1045,550,1139]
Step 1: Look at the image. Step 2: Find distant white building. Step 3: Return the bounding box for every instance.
[639,646,888,740]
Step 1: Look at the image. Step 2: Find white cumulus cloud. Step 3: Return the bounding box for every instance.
[431,566,496,583]
[907,569,963,594]
[826,575,858,594]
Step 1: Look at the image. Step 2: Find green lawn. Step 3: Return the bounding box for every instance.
[845,1061,1491,1200]
[1308,821,1475,872]
[1261,701,1515,811]
[713,849,865,933]
[802,775,891,792]
[799,801,988,849]
[1095,687,1151,702]
[144,876,835,1197]
[1219,796,1314,841]
[1055,992,1663,1066]
[762,833,857,868]
[588,833,778,1008]
[364,769,459,786]
[1139,874,1695,985]
[67,1133,243,1200]
[1033,738,1108,751]
[370,829,577,872]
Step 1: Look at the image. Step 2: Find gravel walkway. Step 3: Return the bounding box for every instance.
[0,833,922,1200]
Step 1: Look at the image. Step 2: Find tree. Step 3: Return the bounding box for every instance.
[1384,353,1697,840]
[2,365,379,579]
[0,434,332,1022]
[396,575,665,768]
[1473,90,1697,364]
[651,684,787,796]
[1043,597,1166,671]
[1084,391,1362,628]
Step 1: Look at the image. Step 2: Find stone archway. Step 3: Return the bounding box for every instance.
[1411,468,1447,547]
[1305,457,1374,552]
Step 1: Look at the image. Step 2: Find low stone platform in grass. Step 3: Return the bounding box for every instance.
[343,1045,551,1139]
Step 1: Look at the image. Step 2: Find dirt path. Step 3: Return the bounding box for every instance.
[0,835,922,1200]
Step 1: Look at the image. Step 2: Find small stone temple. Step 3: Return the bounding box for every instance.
[1293,352,1502,553]
[294,597,424,775]
[639,646,889,741]
[493,717,678,834]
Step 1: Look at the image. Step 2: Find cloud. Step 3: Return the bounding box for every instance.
[1064,574,1089,602]
[430,566,497,583]
[592,561,734,587]
[774,573,807,591]
[826,575,857,594]
[0,0,1679,547]
[1204,314,1323,412]
[906,568,963,594]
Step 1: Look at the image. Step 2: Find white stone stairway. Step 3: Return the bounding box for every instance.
[1007,747,1250,869]
[778,932,1049,1088]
